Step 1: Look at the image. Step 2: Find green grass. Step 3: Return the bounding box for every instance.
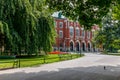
[0,53,84,69]
[107,53,120,56]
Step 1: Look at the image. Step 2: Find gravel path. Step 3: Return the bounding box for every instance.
[0,53,120,80]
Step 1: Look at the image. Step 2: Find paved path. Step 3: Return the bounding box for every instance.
[0,53,120,80]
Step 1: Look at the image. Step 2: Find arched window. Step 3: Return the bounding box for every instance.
[82,30,85,37]
[69,27,74,37]
[76,28,79,37]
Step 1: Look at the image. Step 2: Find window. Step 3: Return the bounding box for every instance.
[76,28,79,37]
[82,30,85,37]
[87,31,91,39]
[59,22,63,28]
[69,27,74,37]
[59,31,63,38]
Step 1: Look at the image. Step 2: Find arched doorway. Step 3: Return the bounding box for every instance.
[76,42,79,51]
[70,42,74,51]
[88,43,91,51]
[82,43,85,51]
[92,44,95,52]
[60,43,63,51]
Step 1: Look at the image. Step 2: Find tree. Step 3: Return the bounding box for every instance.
[112,3,120,20]
[112,2,120,51]
[46,0,119,29]
[0,0,56,55]
[93,13,120,52]
[112,39,120,49]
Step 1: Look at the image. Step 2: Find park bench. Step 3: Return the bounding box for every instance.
[0,55,19,68]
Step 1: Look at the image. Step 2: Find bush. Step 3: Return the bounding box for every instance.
[118,50,120,53]
[102,50,108,54]
[0,56,16,59]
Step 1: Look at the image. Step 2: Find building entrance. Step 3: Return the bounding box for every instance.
[76,42,79,51]
[82,43,85,51]
[70,42,74,51]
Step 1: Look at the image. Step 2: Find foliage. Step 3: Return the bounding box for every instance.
[113,39,120,49]
[92,29,105,48]
[0,0,56,55]
[118,50,120,53]
[46,0,119,29]
[93,12,120,52]
[112,3,120,20]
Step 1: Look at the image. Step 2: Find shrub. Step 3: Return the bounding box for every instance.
[117,50,120,53]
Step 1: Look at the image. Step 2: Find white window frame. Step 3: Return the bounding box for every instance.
[82,30,85,38]
[69,26,74,38]
[76,28,79,37]
[59,31,63,38]
[59,22,63,28]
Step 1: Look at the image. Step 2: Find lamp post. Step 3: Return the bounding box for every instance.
[80,44,82,56]
[79,27,84,56]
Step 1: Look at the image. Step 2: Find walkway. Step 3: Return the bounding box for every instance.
[0,53,120,80]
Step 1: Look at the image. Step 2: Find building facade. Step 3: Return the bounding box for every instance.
[53,16,99,52]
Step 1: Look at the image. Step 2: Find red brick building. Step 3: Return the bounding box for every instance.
[53,13,99,52]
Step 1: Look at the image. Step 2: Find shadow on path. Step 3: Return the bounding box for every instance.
[0,65,120,80]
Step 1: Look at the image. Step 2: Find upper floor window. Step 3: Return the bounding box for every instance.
[82,30,85,37]
[59,31,63,38]
[69,27,74,37]
[87,31,90,39]
[76,28,79,37]
[59,22,63,28]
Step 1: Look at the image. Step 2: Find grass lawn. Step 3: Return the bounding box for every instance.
[0,53,84,69]
[107,53,120,56]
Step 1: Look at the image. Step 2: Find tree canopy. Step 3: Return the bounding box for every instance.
[0,0,56,55]
[112,2,120,20]
[93,13,120,52]
[46,0,119,29]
